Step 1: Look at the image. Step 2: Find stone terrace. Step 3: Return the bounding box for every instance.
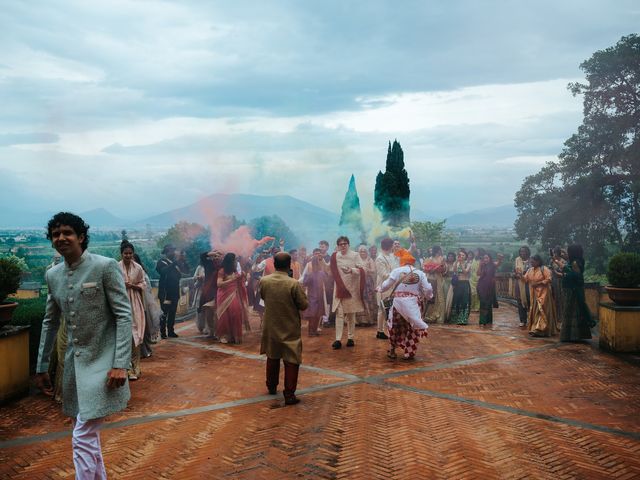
[1,304,639,479]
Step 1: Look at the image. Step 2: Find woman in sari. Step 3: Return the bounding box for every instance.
[559,245,594,342]
[216,253,248,344]
[133,253,161,357]
[477,253,497,326]
[549,246,565,324]
[468,250,481,312]
[451,251,472,325]
[442,252,456,322]
[423,246,447,324]
[300,248,328,336]
[524,255,558,337]
[514,246,532,327]
[118,241,146,381]
[378,249,433,360]
[355,244,377,326]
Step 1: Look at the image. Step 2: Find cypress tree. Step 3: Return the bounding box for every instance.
[374,140,410,226]
[339,174,364,233]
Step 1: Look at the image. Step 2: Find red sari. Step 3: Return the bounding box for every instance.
[215,272,248,343]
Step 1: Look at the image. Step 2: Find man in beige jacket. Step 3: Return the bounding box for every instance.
[330,236,365,349]
[260,252,309,405]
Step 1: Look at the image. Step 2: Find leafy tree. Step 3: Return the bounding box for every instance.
[410,220,455,253]
[374,140,411,226]
[249,215,299,250]
[339,174,364,234]
[515,34,640,273]
[156,222,211,274]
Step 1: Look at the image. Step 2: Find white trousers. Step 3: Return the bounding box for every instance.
[72,414,107,480]
[335,305,356,341]
[376,292,388,333]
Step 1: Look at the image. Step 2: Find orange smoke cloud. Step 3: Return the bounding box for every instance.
[214,226,275,258]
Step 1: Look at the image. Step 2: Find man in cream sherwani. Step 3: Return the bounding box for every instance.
[330,236,365,349]
[35,212,132,480]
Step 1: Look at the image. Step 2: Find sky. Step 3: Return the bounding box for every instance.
[1,0,638,221]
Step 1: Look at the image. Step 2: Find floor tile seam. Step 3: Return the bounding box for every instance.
[172,337,360,380]
[433,325,557,341]
[379,381,640,442]
[370,342,563,381]
[0,379,362,449]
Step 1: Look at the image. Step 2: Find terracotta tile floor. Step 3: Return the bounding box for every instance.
[1,304,638,479]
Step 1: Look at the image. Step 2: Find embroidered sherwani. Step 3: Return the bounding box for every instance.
[37,251,132,420]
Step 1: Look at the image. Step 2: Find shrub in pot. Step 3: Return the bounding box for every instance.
[606,252,640,306]
[0,255,23,326]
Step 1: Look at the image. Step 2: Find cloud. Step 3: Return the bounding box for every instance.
[0,0,637,223]
[495,155,557,166]
[0,132,59,146]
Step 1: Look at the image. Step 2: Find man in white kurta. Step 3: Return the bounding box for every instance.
[378,249,433,360]
[330,236,365,349]
[374,237,397,339]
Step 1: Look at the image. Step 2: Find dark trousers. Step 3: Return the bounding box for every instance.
[517,288,530,324]
[266,358,300,401]
[160,301,178,334]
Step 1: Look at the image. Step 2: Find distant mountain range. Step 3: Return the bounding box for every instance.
[445,205,517,227]
[411,204,517,228]
[137,193,339,229]
[0,195,517,231]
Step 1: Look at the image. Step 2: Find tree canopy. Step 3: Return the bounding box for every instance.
[249,215,300,251]
[514,34,640,272]
[157,221,211,274]
[374,140,411,226]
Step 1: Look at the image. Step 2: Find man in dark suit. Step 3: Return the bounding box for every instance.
[156,244,182,338]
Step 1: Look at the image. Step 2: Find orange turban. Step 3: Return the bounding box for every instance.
[395,248,415,266]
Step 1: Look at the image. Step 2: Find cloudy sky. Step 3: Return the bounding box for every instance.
[1,0,638,221]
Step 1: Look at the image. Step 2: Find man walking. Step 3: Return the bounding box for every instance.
[330,236,365,349]
[156,245,182,338]
[374,237,395,340]
[35,212,132,479]
[260,252,309,405]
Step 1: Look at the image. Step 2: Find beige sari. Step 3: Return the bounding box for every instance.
[524,266,558,336]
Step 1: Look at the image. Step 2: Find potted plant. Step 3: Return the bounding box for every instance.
[0,256,23,327]
[605,252,640,306]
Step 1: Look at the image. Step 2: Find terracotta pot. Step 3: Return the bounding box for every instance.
[0,301,19,327]
[604,286,640,306]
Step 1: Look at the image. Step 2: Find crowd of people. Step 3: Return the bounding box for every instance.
[32,211,597,479]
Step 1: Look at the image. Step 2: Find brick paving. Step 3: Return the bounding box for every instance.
[1,304,639,479]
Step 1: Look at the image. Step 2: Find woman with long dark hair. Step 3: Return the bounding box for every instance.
[524,254,558,337]
[301,248,328,336]
[133,253,161,358]
[215,253,247,344]
[559,245,594,342]
[451,251,472,325]
[477,253,497,326]
[118,241,146,380]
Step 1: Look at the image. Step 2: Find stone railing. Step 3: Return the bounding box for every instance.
[150,276,198,320]
[494,273,604,320]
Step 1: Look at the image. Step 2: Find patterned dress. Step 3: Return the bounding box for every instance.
[380,266,433,359]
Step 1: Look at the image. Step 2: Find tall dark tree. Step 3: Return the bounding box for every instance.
[339,174,364,234]
[515,34,640,272]
[374,140,411,226]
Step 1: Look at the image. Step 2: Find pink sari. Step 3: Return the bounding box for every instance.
[215,272,248,343]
